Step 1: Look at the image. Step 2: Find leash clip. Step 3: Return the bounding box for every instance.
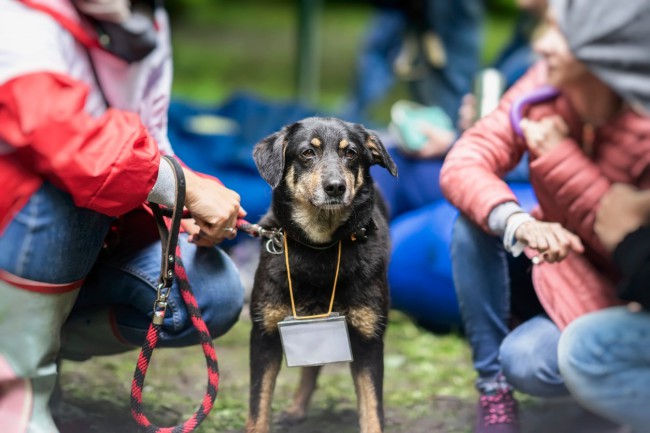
[156,281,172,302]
[152,299,168,326]
[238,221,285,254]
[265,230,285,255]
[153,282,172,325]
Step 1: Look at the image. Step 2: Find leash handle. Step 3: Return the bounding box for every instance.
[131,156,219,433]
[149,156,186,323]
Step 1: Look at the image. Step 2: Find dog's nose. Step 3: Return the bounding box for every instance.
[324,179,346,198]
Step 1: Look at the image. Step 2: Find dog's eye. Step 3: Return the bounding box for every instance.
[344,148,357,160]
[301,149,316,159]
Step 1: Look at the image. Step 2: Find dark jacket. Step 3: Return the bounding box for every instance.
[614,227,650,309]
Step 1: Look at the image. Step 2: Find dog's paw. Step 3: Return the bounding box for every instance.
[276,408,307,427]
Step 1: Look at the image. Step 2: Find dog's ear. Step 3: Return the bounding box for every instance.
[253,128,289,189]
[364,131,398,177]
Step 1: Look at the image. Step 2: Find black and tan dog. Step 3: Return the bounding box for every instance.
[245,117,398,433]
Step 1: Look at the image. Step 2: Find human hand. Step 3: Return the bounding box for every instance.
[514,219,584,263]
[182,168,246,246]
[182,219,215,248]
[595,183,650,252]
[458,93,477,132]
[519,115,569,157]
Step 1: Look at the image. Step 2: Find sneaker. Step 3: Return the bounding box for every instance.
[476,387,520,433]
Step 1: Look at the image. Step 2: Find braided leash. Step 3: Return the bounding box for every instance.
[130,156,219,432]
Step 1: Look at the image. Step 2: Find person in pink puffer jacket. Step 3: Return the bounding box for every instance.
[440,0,650,432]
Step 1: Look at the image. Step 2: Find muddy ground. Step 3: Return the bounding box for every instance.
[55,312,626,433]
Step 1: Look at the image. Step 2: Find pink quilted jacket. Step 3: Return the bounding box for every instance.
[440,62,650,329]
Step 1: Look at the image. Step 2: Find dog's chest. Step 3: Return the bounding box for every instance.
[256,256,386,340]
[259,302,382,341]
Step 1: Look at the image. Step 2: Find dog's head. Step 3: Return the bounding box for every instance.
[253,117,397,242]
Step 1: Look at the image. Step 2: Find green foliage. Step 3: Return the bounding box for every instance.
[169,1,516,129]
[170,2,371,108]
[486,0,519,15]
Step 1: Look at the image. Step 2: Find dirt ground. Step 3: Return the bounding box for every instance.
[55,384,625,433]
[54,314,627,433]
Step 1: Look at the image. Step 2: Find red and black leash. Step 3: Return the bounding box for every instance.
[130,156,219,433]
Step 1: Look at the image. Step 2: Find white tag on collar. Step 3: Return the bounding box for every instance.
[277,313,353,368]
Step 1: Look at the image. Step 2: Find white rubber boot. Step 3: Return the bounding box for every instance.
[0,275,81,433]
[60,306,136,361]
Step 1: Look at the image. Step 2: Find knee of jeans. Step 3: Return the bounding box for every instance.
[192,252,245,339]
[500,332,566,397]
[557,311,635,413]
[500,337,542,395]
[5,184,111,280]
[206,289,244,339]
[558,312,607,386]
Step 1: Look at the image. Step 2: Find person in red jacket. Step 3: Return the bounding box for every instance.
[439,0,650,432]
[0,1,245,432]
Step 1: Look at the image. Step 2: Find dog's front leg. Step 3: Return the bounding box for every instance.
[246,323,283,433]
[350,334,385,433]
[279,365,322,426]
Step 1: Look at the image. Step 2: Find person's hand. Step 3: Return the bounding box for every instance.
[182,219,215,248]
[519,115,569,157]
[458,93,477,132]
[514,219,584,263]
[406,123,455,159]
[182,168,246,246]
[595,183,650,252]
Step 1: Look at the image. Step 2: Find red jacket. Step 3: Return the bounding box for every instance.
[441,62,650,329]
[0,0,170,233]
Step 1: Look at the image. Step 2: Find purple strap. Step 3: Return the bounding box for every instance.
[510,85,561,137]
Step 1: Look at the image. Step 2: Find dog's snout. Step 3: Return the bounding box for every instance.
[324,178,346,198]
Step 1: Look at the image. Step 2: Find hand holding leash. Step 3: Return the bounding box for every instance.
[183,168,246,245]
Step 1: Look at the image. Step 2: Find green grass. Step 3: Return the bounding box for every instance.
[60,311,475,432]
[173,311,474,432]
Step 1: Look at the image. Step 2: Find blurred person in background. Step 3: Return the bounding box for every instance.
[559,183,650,433]
[372,0,547,335]
[342,0,482,132]
[0,1,245,431]
[372,0,547,220]
[440,0,650,432]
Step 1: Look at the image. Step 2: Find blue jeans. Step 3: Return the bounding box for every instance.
[0,183,244,348]
[451,214,568,397]
[559,307,650,432]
